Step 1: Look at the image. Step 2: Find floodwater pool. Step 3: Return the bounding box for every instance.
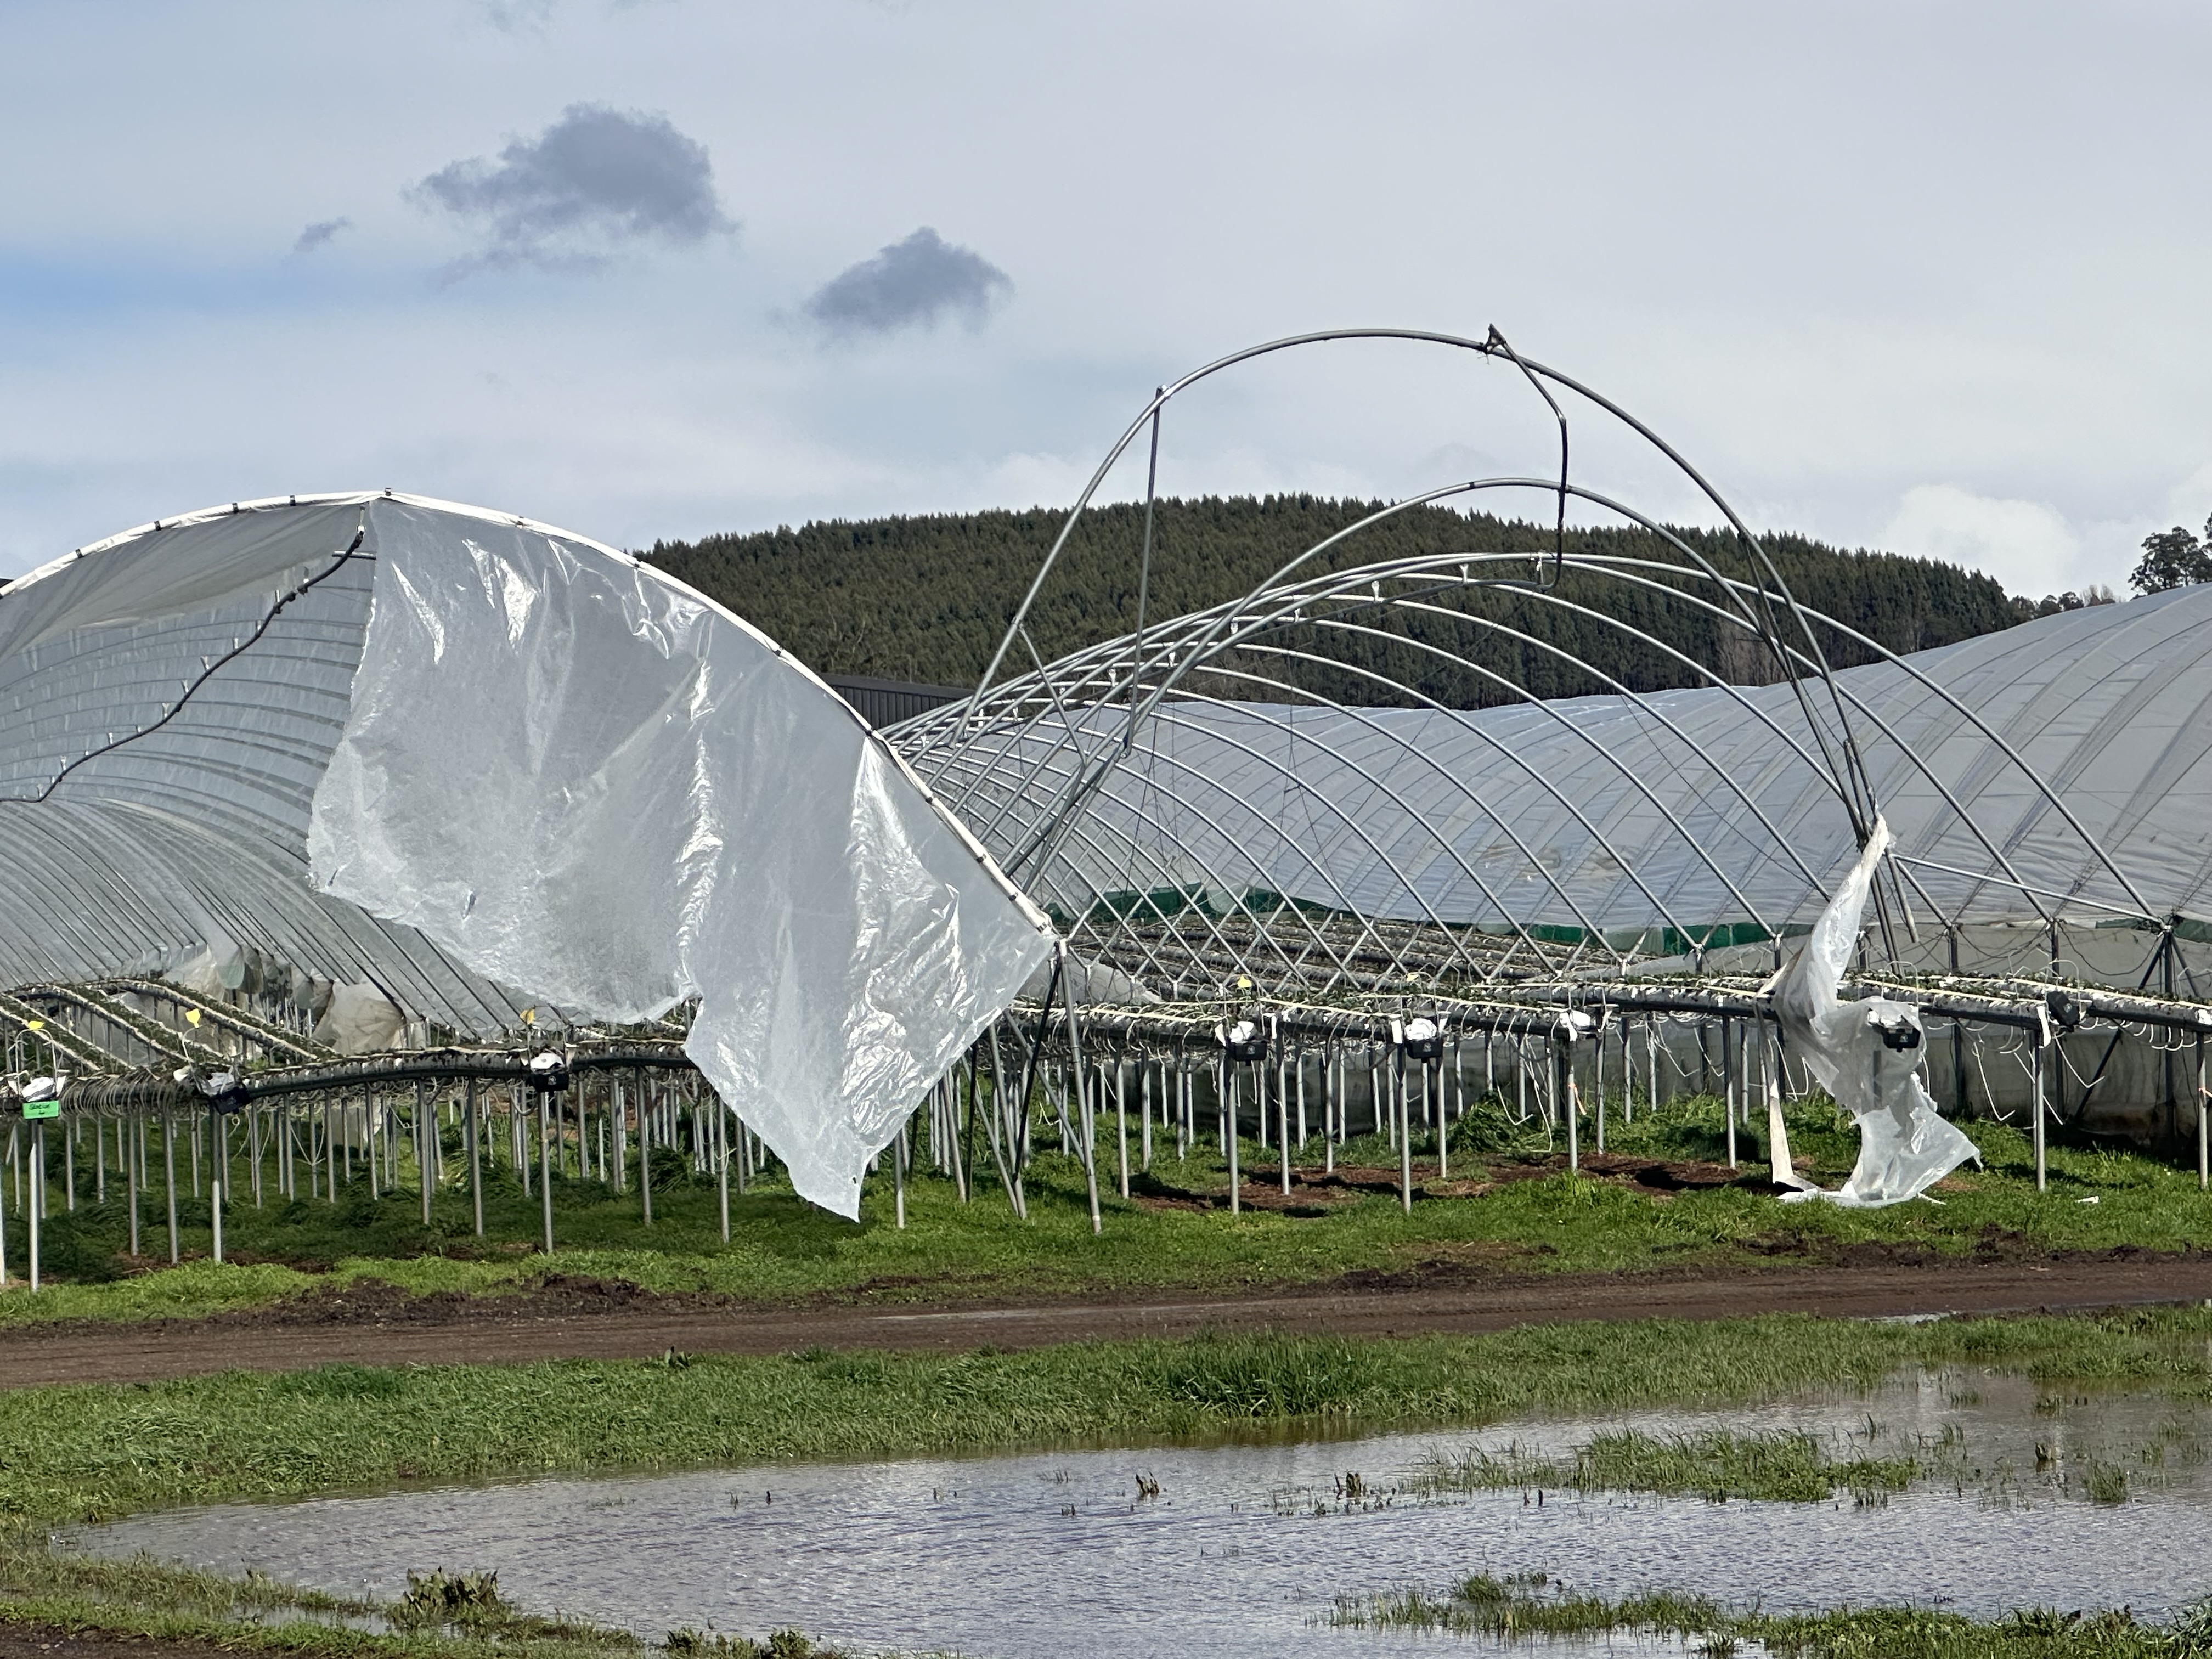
[69,1365,2212,1656]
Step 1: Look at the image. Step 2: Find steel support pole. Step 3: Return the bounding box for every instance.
[466,1078,483,1237]
[716,1101,730,1243]
[28,1121,41,1292]
[210,1108,224,1264]
[538,1090,554,1253]
[2033,1041,2047,1193]
[1319,1053,1333,1176]
[639,1080,653,1226]
[164,1111,178,1263]
[1116,1061,1131,1200]
[1722,1016,1736,1170]
[1397,1052,1413,1213]
[1141,1063,1153,1173]
[1227,1066,1241,1214]
[1064,972,1102,1236]
[1431,1064,1446,1180]
[416,1081,432,1226]
[1564,1040,1579,1173]
[893,1114,907,1229]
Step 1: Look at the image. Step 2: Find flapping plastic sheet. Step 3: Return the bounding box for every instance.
[1768,820,1980,1206]
[0,494,1053,1217]
[306,500,1053,1216]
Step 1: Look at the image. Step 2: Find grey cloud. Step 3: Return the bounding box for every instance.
[292,217,351,254]
[411,104,733,275]
[477,0,556,30]
[478,0,668,22]
[803,227,1012,338]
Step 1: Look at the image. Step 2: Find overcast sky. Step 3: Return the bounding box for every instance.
[2,0,2207,600]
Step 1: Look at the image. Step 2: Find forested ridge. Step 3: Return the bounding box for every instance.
[644,495,2030,707]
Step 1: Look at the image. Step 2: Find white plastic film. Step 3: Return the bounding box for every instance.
[0,490,1047,1220]
[313,983,407,1057]
[305,500,1052,1217]
[1769,819,1980,1206]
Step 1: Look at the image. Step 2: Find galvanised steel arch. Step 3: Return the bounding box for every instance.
[893,329,2168,1002]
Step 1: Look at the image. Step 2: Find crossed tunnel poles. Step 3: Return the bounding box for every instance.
[3,966,2209,1290]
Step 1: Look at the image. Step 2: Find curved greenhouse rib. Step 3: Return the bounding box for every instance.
[929,596,1615,968]
[948,476,1876,941]
[929,684,1516,981]
[896,331,2197,1002]
[1054,683,1581,975]
[946,326,1881,851]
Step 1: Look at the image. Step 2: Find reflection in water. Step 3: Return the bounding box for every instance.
[71,1369,2212,1658]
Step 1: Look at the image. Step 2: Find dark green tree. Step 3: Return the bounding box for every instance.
[2129,518,2212,594]
[643,496,2032,707]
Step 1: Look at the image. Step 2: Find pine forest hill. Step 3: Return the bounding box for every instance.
[642,495,2067,711]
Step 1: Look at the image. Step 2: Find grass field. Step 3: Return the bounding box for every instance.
[9,1092,2212,1657]
[3,1090,2205,1327]
[7,1307,2212,1654]
[9,1305,2212,1529]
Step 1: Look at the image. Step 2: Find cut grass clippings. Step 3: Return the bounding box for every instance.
[3,1101,2208,1330]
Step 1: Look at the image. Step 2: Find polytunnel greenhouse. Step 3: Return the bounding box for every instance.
[2,328,2208,1281]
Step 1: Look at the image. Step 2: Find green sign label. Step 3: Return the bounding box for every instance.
[21,1100,59,1120]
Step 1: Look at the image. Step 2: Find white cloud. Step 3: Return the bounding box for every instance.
[5,1,2212,585]
[1880,484,2097,598]
[2161,460,2212,537]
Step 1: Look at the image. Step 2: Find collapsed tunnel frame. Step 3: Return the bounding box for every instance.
[4,327,2209,1274]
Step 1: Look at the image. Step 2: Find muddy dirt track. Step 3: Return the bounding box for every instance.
[7,1252,2212,1389]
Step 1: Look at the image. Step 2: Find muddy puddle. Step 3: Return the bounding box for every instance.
[68,1367,2212,1656]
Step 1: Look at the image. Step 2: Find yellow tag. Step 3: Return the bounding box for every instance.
[521,1007,537,1025]
[185,1009,202,1027]
[24,1019,42,1032]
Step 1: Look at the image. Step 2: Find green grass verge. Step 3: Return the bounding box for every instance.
[4,1094,2208,1329]
[0,1535,840,1658]
[1333,1571,2212,1656]
[8,1306,2212,1530]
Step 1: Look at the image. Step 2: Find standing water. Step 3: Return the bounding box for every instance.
[70,1368,2212,1656]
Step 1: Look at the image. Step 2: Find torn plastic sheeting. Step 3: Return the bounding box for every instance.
[1019,953,1160,1006]
[313,981,407,1057]
[1768,817,1980,1206]
[307,499,1054,1218]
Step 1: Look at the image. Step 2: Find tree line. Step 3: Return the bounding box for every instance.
[643,495,2047,709]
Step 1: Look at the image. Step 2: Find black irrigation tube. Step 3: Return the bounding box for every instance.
[48,1040,700,1115]
[1000,973,2212,1057]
